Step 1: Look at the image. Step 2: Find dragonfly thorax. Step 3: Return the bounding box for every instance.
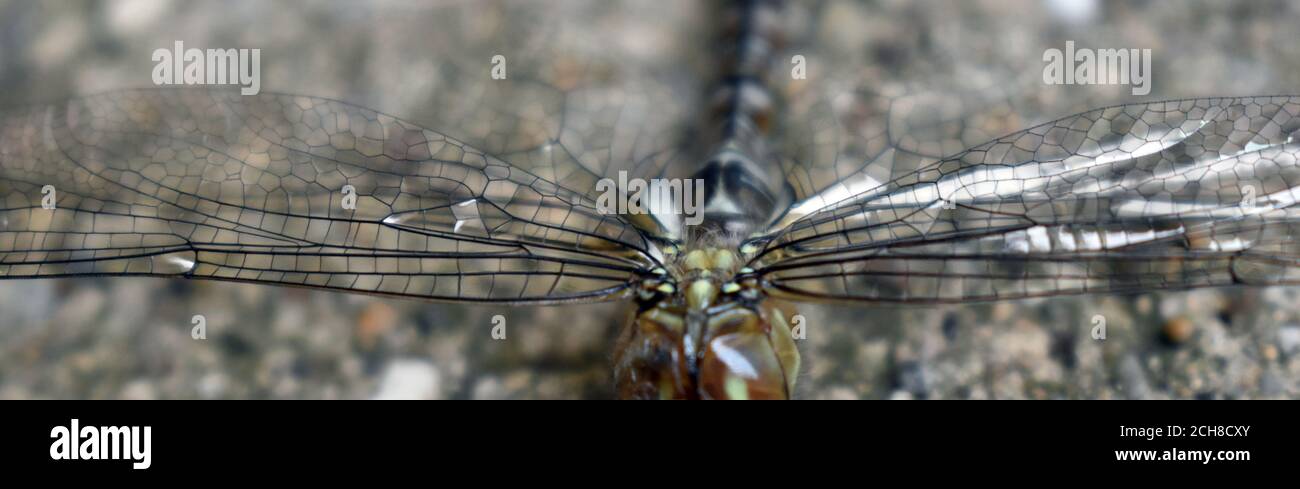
[614,247,800,400]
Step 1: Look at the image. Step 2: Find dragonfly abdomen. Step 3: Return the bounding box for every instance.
[692,0,792,239]
[709,0,784,141]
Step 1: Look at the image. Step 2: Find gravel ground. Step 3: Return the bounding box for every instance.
[1,0,1299,399]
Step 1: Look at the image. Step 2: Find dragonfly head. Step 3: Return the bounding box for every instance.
[613,247,800,399]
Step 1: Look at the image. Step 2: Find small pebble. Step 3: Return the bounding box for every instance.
[1278,325,1300,355]
[371,359,441,400]
[1162,317,1195,344]
[356,302,399,350]
[1262,345,1278,362]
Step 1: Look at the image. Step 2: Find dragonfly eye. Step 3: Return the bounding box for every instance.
[682,249,710,271]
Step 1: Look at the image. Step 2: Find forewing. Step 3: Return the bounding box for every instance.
[764,0,1299,235]
[0,88,655,303]
[387,0,704,241]
[765,0,1054,234]
[752,96,1300,303]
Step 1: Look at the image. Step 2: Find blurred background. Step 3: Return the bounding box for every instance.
[1,0,1299,399]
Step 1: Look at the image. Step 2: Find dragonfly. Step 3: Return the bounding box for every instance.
[2,0,1299,399]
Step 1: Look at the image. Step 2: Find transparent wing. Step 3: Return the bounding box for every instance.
[0,88,658,304]
[396,0,703,242]
[750,96,1300,303]
[764,0,1052,234]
